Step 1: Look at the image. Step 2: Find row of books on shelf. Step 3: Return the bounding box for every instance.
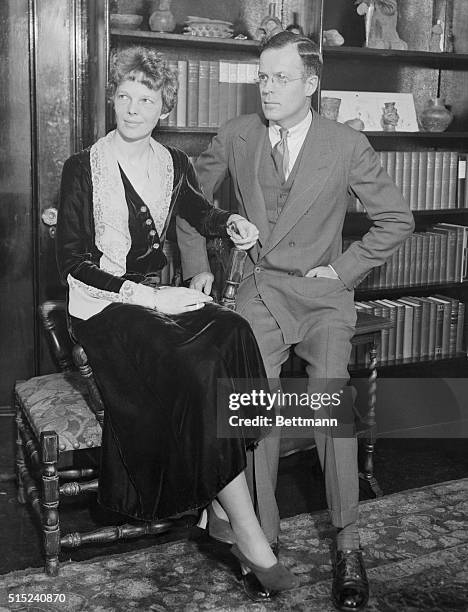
[351,295,466,367]
[160,59,261,129]
[349,223,468,290]
[348,151,468,212]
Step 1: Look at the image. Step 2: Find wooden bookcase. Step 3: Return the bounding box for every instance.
[92,0,468,376]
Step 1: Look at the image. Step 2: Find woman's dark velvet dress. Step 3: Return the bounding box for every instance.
[56,145,267,521]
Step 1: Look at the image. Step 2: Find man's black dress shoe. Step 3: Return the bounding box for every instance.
[332,549,369,611]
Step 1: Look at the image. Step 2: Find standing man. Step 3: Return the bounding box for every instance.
[179,31,414,610]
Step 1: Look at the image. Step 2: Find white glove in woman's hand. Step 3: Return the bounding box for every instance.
[153,287,213,315]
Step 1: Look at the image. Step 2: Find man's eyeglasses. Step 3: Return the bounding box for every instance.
[255,72,305,87]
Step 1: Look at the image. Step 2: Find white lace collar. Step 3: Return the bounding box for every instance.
[90,130,173,276]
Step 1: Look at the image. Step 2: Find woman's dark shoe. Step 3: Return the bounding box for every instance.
[332,549,369,611]
[231,544,298,601]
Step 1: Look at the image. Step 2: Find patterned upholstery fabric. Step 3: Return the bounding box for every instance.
[15,372,102,452]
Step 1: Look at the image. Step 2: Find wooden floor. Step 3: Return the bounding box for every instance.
[1,411,467,575]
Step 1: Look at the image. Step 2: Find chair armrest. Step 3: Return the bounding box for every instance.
[39,300,74,372]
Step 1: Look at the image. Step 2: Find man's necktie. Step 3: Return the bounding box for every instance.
[271,127,290,183]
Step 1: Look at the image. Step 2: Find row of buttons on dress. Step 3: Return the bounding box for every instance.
[139,205,160,250]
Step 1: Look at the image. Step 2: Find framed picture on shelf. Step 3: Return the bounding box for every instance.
[321,90,419,132]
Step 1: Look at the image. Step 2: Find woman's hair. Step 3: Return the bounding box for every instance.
[260,31,323,80]
[108,46,178,113]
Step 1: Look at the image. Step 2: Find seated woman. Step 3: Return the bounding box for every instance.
[55,46,297,597]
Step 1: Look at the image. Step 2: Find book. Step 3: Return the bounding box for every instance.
[208,60,219,128]
[425,151,436,210]
[218,62,230,126]
[236,62,247,116]
[187,59,199,127]
[433,294,462,357]
[427,296,451,358]
[420,232,430,285]
[176,60,188,127]
[394,151,404,194]
[429,229,448,283]
[413,232,423,285]
[432,151,443,209]
[407,296,430,359]
[197,60,210,128]
[430,226,456,283]
[402,150,412,205]
[457,155,466,208]
[396,298,414,361]
[447,151,458,208]
[419,296,437,359]
[397,237,409,287]
[380,299,405,361]
[386,150,396,181]
[409,151,419,210]
[440,151,450,208]
[417,150,428,211]
[436,223,468,281]
[399,297,422,360]
[168,59,178,127]
[227,62,237,121]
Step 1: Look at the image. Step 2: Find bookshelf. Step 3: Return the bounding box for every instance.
[93,0,468,374]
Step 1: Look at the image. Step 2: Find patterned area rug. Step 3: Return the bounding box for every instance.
[0,479,467,611]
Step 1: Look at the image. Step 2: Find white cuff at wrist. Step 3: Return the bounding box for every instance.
[120,281,159,309]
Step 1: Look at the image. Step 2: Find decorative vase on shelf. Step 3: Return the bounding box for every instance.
[381,101,399,131]
[320,97,341,121]
[149,0,175,33]
[419,98,454,132]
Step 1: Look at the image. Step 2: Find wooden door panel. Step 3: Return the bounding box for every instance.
[0,0,35,405]
[33,0,87,373]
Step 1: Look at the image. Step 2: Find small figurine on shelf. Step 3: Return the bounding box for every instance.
[355,0,408,50]
[255,4,284,43]
[429,19,444,52]
[381,101,399,131]
[320,97,342,121]
[323,29,345,47]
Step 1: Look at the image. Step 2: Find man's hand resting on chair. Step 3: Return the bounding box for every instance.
[227,214,259,250]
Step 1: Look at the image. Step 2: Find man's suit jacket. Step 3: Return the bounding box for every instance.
[178,111,414,343]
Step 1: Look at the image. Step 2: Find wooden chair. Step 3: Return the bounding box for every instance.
[14,239,242,576]
[14,300,173,576]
